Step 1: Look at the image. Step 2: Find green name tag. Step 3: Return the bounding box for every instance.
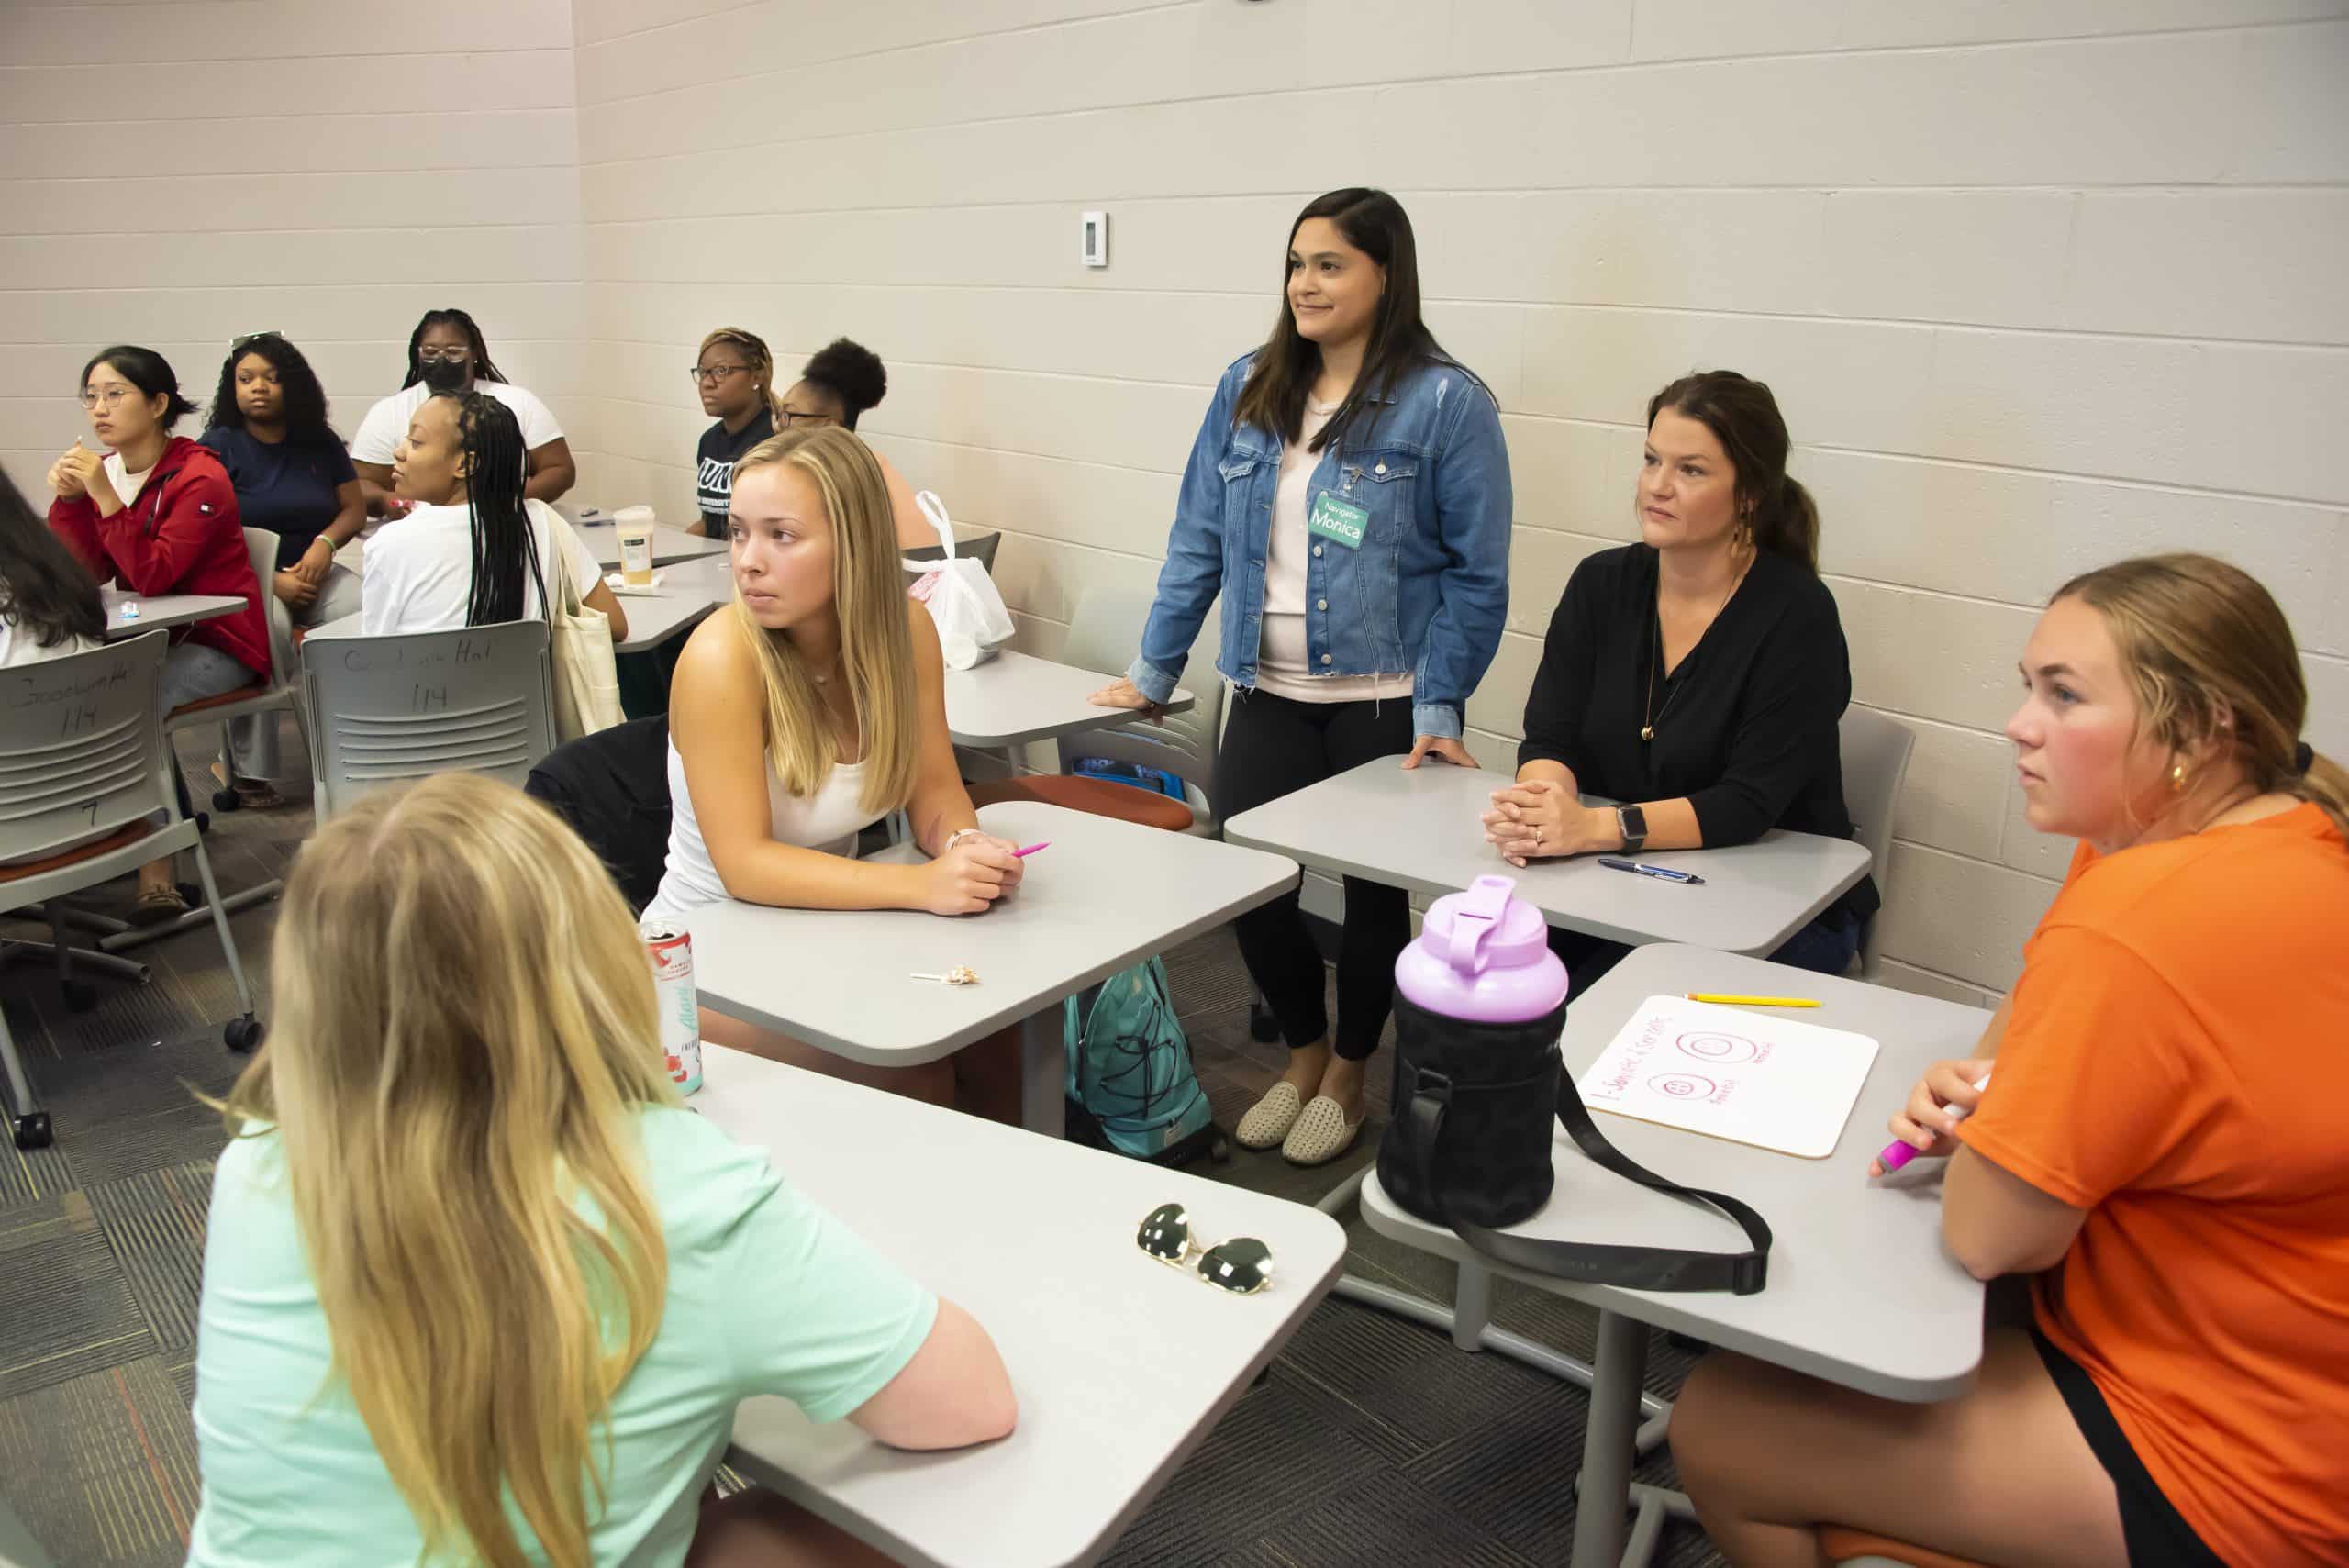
[1307,491,1369,550]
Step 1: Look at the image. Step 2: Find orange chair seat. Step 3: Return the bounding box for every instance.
[1820,1526,1994,1568]
[0,820,162,884]
[166,680,267,720]
[965,773,1194,833]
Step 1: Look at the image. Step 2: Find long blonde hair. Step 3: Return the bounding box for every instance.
[727,425,919,815]
[217,774,678,1568]
[698,325,783,422]
[2055,552,2349,836]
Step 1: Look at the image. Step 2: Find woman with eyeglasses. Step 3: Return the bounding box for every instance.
[198,333,365,806]
[45,344,270,923]
[350,308,573,514]
[186,773,1015,1568]
[692,328,780,539]
[775,338,936,551]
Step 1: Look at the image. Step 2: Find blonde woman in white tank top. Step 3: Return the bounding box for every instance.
[655,427,1028,1116]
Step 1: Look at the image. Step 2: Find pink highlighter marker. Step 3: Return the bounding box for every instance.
[1877,1073,1991,1173]
[1012,841,1050,858]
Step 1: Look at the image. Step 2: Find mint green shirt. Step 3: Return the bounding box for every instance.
[186,1106,935,1566]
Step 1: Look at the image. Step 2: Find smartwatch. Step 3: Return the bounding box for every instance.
[1614,805,1647,854]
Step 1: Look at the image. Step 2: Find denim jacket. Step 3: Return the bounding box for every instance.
[1128,350,1512,739]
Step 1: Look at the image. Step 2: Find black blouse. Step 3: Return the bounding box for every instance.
[1519,543,1879,922]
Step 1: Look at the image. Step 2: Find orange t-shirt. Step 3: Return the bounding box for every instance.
[1963,804,2349,1568]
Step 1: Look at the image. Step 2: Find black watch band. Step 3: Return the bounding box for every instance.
[1615,805,1647,854]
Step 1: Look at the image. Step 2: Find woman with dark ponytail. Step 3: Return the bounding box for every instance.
[362,393,626,641]
[1486,370,1876,992]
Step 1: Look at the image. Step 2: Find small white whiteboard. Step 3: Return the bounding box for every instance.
[1576,996,1880,1159]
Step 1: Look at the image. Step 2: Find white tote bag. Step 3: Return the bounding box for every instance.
[543,526,624,740]
[901,490,1013,670]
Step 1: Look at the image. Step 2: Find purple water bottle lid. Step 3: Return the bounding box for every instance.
[1394,874,1569,1024]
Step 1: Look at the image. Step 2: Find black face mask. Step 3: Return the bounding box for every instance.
[418,358,469,395]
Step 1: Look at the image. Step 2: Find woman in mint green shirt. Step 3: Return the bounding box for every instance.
[187,773,1015,1568]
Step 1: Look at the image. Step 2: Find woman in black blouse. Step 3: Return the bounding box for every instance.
[1484,371,1878,993]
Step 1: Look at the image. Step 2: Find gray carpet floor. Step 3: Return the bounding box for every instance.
[0,729,1724,1567]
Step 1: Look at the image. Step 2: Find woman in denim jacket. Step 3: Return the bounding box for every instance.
[1091,188,1511,1166]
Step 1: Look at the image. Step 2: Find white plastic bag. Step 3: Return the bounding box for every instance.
[901,490,1013,669]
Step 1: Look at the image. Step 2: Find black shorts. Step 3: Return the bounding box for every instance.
[2030,1325,2230,1568]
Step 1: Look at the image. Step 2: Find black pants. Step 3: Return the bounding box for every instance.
[1215,688,1415,1062]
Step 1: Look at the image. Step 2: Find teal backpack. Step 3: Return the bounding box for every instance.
[1063,959,1230,1166]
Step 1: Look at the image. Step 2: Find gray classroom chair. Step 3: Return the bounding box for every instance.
[169,527,311,816]
[1839,705,1916,980]
[1,633,262,1149]
[300,619,557,821]
[1058,586,1226,837]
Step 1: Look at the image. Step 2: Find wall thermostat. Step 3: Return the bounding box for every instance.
[1081,210,1108,267]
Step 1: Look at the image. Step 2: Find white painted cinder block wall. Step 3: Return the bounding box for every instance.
[6,2,2342,1007]
[0,0,584,514]
[568,0,2347,1006]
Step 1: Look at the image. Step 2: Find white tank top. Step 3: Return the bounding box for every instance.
[640,739,884,926]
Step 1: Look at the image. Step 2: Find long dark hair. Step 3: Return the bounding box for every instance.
[1231,188,1445,454]
[797,338,887,430]
[441,394,541,627]
[82,345,198,433]
[400,308,509,391]
[1645,371,1819,573]
[1,468,106,649]
[206,333,339,442]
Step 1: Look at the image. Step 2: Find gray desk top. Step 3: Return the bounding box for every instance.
[608,552,732,653]
[944,651,1193,750]
[702,1047,1347,1568]
[1361,943,1990,1400]
[1222,758,1872,955]
[100,588,244,639]
[576,520,727,571]
[688,800,1298,1065]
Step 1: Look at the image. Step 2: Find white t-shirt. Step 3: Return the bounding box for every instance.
[1256,399,1412,704]
[360,498,601,636]
[0,616,100,670]
[102,450,155,507]
[348,379,563,467]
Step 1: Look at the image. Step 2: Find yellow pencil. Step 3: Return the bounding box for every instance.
[1685,993,1820,1008]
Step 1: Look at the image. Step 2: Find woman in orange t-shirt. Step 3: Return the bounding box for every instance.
[1670,553,2349,1568]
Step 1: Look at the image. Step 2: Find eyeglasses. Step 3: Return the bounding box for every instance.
[1136,1203,1274,1296]
[78,387,137,410]
[777,408,838,428]
[417,348,473,364]
[230,330,282,351]
[690,363,750,384]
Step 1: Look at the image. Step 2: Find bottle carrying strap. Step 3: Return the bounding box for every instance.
[1404,1062,1772,1295]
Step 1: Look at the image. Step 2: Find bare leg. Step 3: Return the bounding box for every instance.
[1669,1328,2130,1568]
[701,1006,956,1108]
[685,1486,895,1568]
[1279,1039,1330,1095]
[1315,1054,1368,1121]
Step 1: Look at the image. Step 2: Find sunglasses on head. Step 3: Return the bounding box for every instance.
[1136,1202,1274,1296]
[230,330,282,351]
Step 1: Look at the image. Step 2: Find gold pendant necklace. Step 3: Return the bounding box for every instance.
[1642,550,1748,743]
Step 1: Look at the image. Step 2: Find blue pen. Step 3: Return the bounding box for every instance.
[1598,857,1704,885]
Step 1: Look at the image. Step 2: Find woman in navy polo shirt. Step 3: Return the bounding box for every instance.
[200,333,363,804]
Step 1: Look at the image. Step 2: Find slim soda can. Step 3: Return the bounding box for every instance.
[640,918,703,1095]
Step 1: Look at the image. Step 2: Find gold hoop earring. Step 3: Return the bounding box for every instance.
[2170,762,2188,791]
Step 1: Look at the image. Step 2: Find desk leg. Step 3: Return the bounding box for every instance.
[1571,1308,1646,1568]
[1016,1009,1065,1139]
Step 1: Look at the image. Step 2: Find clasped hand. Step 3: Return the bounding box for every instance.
[1480,779,1611,867]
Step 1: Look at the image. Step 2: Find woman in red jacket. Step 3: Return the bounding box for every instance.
[47,345,269,922]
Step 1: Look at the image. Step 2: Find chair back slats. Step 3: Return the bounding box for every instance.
[302,620,555,818]
[0,633,173,856]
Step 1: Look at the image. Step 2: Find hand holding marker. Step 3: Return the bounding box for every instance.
[1875,1069,1992,1174]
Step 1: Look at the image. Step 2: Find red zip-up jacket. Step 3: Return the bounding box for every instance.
[47,436,270,682]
